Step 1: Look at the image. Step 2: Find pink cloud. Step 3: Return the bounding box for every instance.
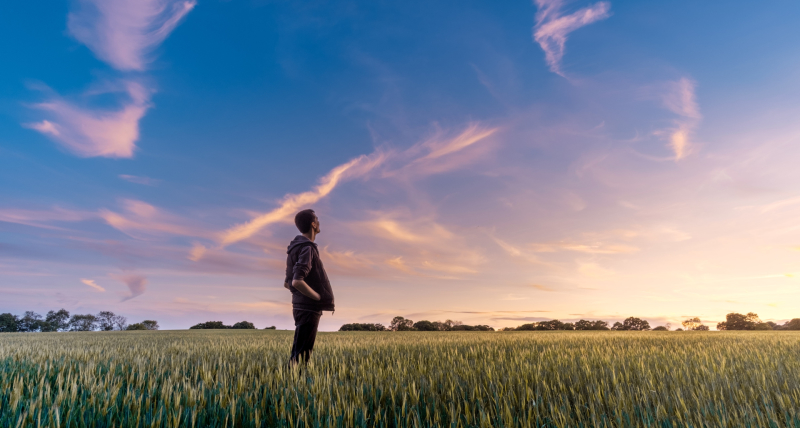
[533,0,611,76]
[112,273,148,301]
[25,81,150,158]
[68,0,196,71]
[660,78,702,160]
[100,199,206,238]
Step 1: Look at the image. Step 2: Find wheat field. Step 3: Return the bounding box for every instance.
[1,330,799,427]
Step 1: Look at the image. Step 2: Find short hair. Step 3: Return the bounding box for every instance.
[294,209,316,234]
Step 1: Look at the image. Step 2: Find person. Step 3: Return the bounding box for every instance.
[284,209,335,365]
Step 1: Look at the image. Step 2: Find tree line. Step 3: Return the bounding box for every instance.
[0,309,158,332]
[189,321,276,330]
[339,313,800,332]
[340,316,494,331]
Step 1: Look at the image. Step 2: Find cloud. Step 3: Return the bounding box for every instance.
[100,199,202,238]
[0,207,93,229]
[188,242,207,261]
[119,174,161,186]
[533,0,611,76]
[660,77,701,160]
[389,123,499,178]
[25,81,150,158]
[218,151,387,247]
[113,273,148,301]
[68,0,196,71]
[81,278,106,292]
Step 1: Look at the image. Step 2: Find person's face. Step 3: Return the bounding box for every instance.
[312,216,321,234]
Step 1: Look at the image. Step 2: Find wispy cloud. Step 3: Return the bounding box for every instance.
[0,207,93,229]
[533,0,611,76]
[113,273,148,301]
[660,77,701,160]
[100,199,203,238]
[68,0,196,71]
[389,123,499,178]
[119,174,161,186]
[25,0,194,158]
[81,278,106,292]
[25,81,150,158]
[218,152,387,247]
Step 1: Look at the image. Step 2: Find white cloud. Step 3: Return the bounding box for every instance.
[533,0,611,76]
[68,0,196,71]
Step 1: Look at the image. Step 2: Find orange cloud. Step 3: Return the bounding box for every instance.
[81,278,106,292]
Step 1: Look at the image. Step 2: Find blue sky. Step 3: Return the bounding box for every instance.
[2,0,800,330]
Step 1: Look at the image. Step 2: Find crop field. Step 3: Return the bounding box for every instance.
[1,331,799,427]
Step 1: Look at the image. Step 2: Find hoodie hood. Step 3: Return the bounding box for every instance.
[287,235,317,253]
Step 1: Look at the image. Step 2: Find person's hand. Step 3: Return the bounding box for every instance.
[311,291,321,301]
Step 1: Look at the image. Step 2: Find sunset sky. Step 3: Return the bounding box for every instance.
[2,0,800,330]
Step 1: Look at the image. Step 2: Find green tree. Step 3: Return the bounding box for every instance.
[141,320,159,330]
[413,320,437,331]
[126,323,147,330]
[190,321,227,329]
[652,326,668,331]
[787,319,800,330]
[69,314,98,331]
[389,316,414,331]
[19,311,44,332]
[43,309,70,332]
[717,312,760,330]
[681,317,701,331]
[0,313,20,332]
[232,321,256,329]
[613,317,651,331]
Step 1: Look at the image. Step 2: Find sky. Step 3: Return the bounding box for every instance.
[2,0,800,331]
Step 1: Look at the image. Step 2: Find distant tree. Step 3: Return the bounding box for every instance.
[562,322,575,331]
[694,325,710,331]
[190,321,228,329]
[141,320,159,330]
[536,320,565,330]
[574,320,610,330]
[500,327,516,331]
[787,319,800,330]
[19,311,44,332]
[96,311,127,331]
[443,319,462,330]
[675,328,684,331]
[717,312,760,330]
[612,317,651,331]
[431,321,449,331]
[264,326,277,330]
[0,313,20,332]
[652,326,668,331]
[69,314,98,331]
[515,323,536,331]
[390,316,414,331]
[451,324,494,331]
[232,321,256,329]
[682,317,701,331]
[754,322,772,330]
[413,320,437,331]
[43,309,70,332]
[126,323,147,330]
[339,323,386,331]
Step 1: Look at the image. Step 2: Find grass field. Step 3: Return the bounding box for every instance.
[1,330,799,427]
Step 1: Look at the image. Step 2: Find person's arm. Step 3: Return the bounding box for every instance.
[292,246,321,301]
[291,279,320,301]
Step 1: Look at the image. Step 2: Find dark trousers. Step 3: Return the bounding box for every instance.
[290,309,321,364]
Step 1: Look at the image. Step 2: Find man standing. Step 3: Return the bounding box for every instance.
[284,209,335,365]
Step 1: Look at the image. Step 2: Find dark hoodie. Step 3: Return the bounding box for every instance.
[285,235,335,312]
